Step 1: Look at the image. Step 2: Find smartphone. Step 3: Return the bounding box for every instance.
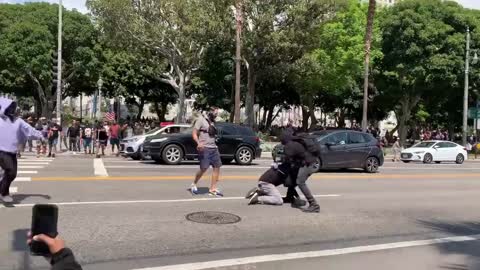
[30,204,58,256]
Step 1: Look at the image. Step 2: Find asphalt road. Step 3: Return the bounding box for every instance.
[2,153,480,270]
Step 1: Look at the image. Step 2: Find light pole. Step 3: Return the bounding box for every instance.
[463,27,479,146]
[96,78,103,120]
[55,0,63,124]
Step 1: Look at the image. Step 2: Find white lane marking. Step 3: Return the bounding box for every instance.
[18,171,38,174]
[15,177,31,182]
[0,194,340,208]
[17,162,49,165]
[382,167,480,170]
[133,234,480,270]
[94,158,108,176]
[18,166,44,169]
[9,187,18,193]
[19,159,53,162]
[105,166,271,169]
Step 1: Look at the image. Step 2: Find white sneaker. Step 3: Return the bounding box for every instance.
[0,195,13,203]
[189,184,199,195]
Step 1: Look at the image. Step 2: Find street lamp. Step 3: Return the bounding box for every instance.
[462,27,478,146]
[96,78,103,120]
[55,0,63,124]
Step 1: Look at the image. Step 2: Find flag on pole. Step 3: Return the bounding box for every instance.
[105,102,115,121]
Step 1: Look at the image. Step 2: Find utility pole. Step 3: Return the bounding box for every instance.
[463,27,471,146]
[234,0,243,124]
[56,0,63,123]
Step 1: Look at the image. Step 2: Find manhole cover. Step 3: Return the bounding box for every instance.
[186,211,241,224]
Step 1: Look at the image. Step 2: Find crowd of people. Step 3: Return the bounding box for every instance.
[15,116,173,159]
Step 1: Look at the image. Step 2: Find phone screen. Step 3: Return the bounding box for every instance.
[30,204,58,256]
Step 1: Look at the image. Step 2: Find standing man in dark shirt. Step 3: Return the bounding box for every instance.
[95,124,108,158]
[281,132,320,213]
[47,119,62,158]
[67,120,80,152]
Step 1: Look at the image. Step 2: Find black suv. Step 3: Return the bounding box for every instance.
[273,130,384,173]
[143,122,262,165]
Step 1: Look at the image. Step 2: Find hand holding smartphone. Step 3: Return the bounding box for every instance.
[29,204,58,256]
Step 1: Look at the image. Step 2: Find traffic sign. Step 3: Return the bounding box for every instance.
[468,107,480,119]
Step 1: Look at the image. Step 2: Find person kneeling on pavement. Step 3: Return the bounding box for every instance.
[27,231,82,270]
[246,162,306,208]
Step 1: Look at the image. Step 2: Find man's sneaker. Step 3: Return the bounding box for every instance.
[52,153,56,158]
[245,187,259,199]
[248,192,260,205]
[209,189,223,197]
[47,153,51,158]
[0,195,13,203]
[189,184,199,195]
[302,204,320,213]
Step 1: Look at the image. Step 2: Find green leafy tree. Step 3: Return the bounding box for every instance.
[376,0,479,145]
[87,0,233,123]
[0,3,99,117]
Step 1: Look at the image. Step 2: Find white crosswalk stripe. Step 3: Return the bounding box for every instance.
[8,157,55,194]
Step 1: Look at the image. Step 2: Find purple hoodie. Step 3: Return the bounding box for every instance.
[0,97,43,154]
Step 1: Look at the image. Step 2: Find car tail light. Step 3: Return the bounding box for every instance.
[255,137,260,143]
[464,147,467,151]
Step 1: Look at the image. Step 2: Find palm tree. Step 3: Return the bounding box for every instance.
[361,0,377,132]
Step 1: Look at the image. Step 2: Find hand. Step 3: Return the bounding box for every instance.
[197,143,204,151]
[27,231,65,255]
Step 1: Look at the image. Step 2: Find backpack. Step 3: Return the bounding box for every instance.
[293,134,321,157]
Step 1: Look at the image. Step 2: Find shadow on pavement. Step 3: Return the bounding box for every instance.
[13,194,51,204]
[12,229,31,270]
[419,220,480,270]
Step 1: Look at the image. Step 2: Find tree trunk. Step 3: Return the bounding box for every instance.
[308,102,317,130]
[301,106,309,131]
[260,107,268,130]
[338,110,346,128]
[153,102,167,122]
[361,0,377,132]
[229,83,235,123]
[136,99,145,120]
[176,80,186,124]
[245,64,256,128]
[396,95,420,146]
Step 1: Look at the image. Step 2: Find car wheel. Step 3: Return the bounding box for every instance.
[221,158,233,164]
[365,157,379,173]
[402,161,411,163]
[131,149,143,161]
[456,154,465,164]
[235,146,253,165]
[162,144,183,165]
[423,153,433,164]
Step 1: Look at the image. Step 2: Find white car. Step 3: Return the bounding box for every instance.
[400,140,467,164]
[121,124,190,160]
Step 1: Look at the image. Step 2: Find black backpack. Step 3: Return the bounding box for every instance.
[294,134,321,157]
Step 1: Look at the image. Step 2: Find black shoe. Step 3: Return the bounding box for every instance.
[245,187,259,199]
[302,204,320,213]
[248,193,260,205]
[292,198,307,208]
[52,153,55,158]
[47,153,51,158]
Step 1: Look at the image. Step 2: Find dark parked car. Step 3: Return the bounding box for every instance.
[143,122,262,165]
[272,130,384,173]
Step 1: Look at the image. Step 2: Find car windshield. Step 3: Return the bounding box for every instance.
[412,142,436,148]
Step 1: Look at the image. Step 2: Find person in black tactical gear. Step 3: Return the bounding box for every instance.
[280,132,320,213]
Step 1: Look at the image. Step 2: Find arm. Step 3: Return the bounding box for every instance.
[19,120,44,141]
[51,248,83,270]
[192,120,203,150]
